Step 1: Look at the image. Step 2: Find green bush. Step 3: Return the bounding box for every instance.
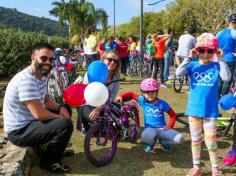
[0,27,68,78]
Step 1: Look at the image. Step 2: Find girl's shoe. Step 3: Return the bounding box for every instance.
[212,169,224,176]
[186,168,202,176]
[144,144,155,153]
[223,149,236,166]
[159,139,171,152]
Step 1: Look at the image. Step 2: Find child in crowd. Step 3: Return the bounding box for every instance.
[176,33,231,176]
[116,78,183,153]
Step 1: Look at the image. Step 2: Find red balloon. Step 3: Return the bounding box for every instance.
[65,62,73,71]
[63,83,87,106]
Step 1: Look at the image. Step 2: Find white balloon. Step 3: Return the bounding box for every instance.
[84,82,109,107]
[59,56,66,65]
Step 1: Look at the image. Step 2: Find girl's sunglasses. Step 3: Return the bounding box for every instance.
[39,56,54,63]
[197,47,215,54]
[106,57,119,63]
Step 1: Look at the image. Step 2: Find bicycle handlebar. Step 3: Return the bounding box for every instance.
[105,77,125,86]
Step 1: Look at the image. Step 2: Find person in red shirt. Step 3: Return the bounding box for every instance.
[152,30,170,88]
[117,36,129,75]
[96,38,107,59]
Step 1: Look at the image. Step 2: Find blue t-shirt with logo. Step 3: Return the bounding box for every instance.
[216,28,236,62]
[138,96,171,128]
[186,61,220,118]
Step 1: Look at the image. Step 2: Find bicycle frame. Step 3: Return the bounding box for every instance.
[97,99,139,141]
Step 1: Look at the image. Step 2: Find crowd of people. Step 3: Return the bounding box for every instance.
[2,13,236,176]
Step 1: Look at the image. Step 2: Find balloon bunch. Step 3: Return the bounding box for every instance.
[219,94,236,110]
[64,61,109,107]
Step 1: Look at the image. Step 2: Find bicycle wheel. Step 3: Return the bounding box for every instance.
[217,114,235,137]
[176,113,189,126]
[127,60,135,76]
[47,75,63,104]
[140,62,150,78]
[60,70,69,88]
[84,123,117,166]
[173,75,184,93]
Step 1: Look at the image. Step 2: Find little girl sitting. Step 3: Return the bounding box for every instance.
[116,78,183,153]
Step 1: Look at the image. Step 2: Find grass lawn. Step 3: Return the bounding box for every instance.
[31,76,236,176]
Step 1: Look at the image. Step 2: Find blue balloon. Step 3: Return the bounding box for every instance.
[87,61,108,83]
[219,94,236,110]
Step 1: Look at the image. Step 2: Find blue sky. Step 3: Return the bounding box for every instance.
[0,0,174,25]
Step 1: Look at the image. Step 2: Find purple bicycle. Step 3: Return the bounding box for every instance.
[84,79,140,166]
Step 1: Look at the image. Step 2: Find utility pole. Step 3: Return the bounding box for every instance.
[140,0,143,59]
[113,0,116,35]
[140,0,167,59]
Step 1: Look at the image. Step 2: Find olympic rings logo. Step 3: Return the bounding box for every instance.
[145,107,160,114]
[193,72,214,82]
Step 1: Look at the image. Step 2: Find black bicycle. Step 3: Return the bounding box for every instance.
[176,111,235,137]
[176,112,189,126]
[173,75,189,93]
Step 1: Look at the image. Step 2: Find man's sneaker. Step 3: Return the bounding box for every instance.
[223,149,236,166]
[159,139,171,152]
[160,84,168,89]
[144,144,155,153]
[40,162,71,174]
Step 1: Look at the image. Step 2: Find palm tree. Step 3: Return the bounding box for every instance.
[76,0,108,35]
[49,0,78,40]
[50,0,108,40]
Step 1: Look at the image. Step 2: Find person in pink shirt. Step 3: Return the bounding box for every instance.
[117,36,129,75]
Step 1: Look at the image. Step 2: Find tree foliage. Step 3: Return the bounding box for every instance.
[0,6,68,36]
[50,0,108,40]
[0,27,68,78]
[115,0,236,37]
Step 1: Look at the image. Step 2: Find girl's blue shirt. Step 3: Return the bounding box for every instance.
[186,61,220,118]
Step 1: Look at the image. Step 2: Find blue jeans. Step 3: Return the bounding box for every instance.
[164,51,173,81]
[218,61,236,97]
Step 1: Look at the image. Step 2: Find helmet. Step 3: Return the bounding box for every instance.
[227,13,236,23]
[55,48,62,51]
[54,48,64,57]
[140,78,160,92]
[59,56,67,65]
[196,33,218,49]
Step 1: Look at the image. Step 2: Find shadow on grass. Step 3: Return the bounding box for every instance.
[66,144,157,175]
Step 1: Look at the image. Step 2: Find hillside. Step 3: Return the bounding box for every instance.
[0,6,68,36]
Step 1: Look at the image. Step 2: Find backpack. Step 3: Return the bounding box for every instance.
[147,43,155,55]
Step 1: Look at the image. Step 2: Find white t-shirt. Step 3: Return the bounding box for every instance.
[3,66,47,133]
[176,34,197,58]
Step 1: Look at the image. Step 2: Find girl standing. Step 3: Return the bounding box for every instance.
[176,33,231,176]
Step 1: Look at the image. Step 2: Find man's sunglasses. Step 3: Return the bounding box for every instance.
[39,56,54,63]
[197,48,215,54]
[106,57,119,63]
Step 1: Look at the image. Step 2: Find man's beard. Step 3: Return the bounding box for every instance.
[34,60,52,77]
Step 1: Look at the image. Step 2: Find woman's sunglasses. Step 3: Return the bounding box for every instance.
[197,48,215,54]
[39,56,54,63]
[106,57,119,63]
